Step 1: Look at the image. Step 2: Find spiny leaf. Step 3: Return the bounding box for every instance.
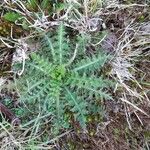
[58,22,64,64]
[73,52,110,73]
[65,88,87,128]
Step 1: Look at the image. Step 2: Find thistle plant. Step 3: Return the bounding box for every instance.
[13,23,113,134]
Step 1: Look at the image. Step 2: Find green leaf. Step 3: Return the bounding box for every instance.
[43,34,56,62]
[3,12,22,22]
[73,53,110,73]
[41,0,49,9]
[65,88,87,128]
[55,3,66,12]
[27,0,37,9]
[58,22,64,64]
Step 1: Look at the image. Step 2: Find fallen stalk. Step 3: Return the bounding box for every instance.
[0,102,21,126]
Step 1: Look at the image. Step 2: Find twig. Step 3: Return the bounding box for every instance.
[0,102,21,126]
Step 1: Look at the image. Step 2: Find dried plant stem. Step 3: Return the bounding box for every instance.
[0,102,20,126]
